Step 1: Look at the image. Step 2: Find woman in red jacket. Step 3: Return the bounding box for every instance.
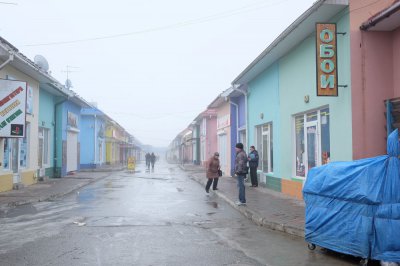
[205,152,221,193]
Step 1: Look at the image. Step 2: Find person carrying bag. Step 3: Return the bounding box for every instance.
[205,152,221,193]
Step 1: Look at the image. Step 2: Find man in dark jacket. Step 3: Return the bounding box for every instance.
[234,143,248,206]
[248,146,259,187]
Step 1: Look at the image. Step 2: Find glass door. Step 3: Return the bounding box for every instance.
[305,121,320,177]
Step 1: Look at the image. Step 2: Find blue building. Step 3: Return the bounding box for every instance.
[55,93,90,176]
[80,106,107,169]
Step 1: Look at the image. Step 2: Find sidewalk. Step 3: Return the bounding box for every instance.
[180,164,305,238]
[0,169,119,215]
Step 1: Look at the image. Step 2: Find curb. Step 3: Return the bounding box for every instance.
[185,169,305,238]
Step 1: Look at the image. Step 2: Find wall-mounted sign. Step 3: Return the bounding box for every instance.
[316,23,338,96]
[217,114,230,129]
[0,79,27,137]
[67,111,78,128]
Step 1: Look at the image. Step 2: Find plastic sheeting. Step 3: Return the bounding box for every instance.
[303,129,400,262]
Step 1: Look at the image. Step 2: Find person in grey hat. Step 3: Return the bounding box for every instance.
[205,152,221,193]
[234,143,248,205]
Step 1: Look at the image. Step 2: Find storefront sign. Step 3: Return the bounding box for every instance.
[0,79,27,137]
[217,114,230,129]
[67,111,78,128]
[316,23,338,96]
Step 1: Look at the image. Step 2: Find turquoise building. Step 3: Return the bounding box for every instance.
[38,84,70,178]
[232,1,352,199]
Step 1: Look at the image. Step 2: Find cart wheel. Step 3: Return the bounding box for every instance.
[359,258,368,266]
[307,243,316,250]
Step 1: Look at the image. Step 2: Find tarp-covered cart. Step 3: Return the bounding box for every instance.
[303,129,400,265]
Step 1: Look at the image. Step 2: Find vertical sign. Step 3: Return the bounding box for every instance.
[0,79,27,137]
[316,23,338,96]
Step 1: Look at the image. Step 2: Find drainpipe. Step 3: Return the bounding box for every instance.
[232,84,248,149]
[0,51,14,71]
[54,98,68,177]
[230,101,239,142]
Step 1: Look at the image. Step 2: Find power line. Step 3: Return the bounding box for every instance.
[0,2,17,5]
[23,0,291,47]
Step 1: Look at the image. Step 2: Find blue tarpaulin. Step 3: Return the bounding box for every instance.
[303,129,400,262]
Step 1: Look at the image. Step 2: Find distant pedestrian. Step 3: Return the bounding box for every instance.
[248,145,259,187]
[205,152,220,193]
[150,152,156,170]
[145,153,151,170]
[234,143,248,205]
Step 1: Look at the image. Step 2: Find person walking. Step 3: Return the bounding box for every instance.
[150,152,156,170]
[145,153,151,170]
[234,143,248,205]
[248,145,259,187]
[205,152,220,193]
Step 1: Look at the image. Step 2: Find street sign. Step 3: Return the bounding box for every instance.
[316,23,338,96]
[128,156,136,171]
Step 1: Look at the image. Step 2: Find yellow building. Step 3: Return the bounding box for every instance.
[0,37,65,191]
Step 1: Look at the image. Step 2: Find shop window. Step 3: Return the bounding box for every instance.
[294,107,330,178]
[19,123,30,168]
[255,123,273,173]
[239,130,247,152]
[3,139,10,170]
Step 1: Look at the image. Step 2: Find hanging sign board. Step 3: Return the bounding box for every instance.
[316,23,338,96]
[0,79,27,137]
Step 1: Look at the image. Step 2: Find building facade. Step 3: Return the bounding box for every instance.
[232,0,351,199]
[80,106,107,169]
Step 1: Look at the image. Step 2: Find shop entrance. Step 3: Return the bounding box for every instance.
[305,121,320,176]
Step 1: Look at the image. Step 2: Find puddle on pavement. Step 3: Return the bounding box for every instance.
[76,188,96,203]
[104,181,125,189]
[207,202,218,208]
[1,203,38,218]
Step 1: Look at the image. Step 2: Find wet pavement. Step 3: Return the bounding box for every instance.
[0,161,366,265]
[182,163,305,237]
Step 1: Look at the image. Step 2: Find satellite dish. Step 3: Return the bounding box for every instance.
[65,79,73,89]
[34,55,49,72]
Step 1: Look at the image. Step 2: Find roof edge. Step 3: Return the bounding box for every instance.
[232,0,327,85]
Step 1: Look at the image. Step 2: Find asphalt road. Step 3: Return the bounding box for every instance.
[0,161,363,266]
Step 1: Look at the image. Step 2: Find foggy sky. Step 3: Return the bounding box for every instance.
[1,0,315,147]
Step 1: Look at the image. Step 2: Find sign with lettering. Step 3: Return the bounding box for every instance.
[67,111,78,128]
[217,114,230,129]
[316,23,338,96]
[0,79,27,137]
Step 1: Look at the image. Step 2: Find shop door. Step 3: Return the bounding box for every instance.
[66,132,78,172]
[304,121,320,177]
[218,134,227,173]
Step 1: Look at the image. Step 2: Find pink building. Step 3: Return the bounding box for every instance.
[195,109,218,166]
[208,94,231,176]
[350,0,400,159]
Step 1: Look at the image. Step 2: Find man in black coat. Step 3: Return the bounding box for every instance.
[248,146,259,187]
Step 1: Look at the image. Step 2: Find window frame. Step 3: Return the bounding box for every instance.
[255,122,273,174]
[38,127,50,168]
[293,106,330,180]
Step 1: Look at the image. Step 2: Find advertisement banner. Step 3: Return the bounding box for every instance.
[0,79,27,137]
[316,23,338,96]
